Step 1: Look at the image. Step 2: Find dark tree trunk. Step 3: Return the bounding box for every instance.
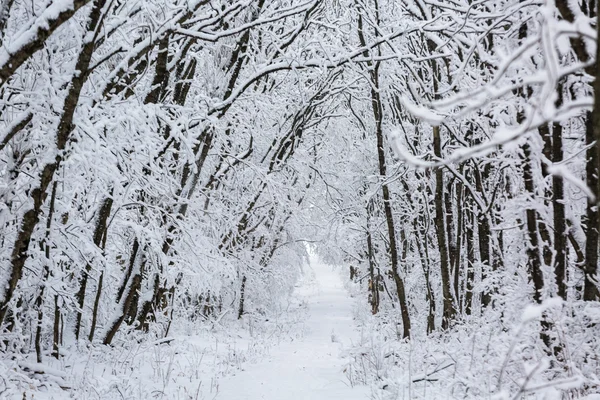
[538,123,554,270]
[52,295,60,359]
[137,274,160,331]
[34,182,58,362]
[75,195,113,339]
[583,10,600,300]
[522,143,544,303]
[373,82,410,338]
[34,264,49,363]
[465,200,475,315]
[103,250,143,345]
[238,276,247,319]
[433,126,457,328]
[0,0,15,45]
[584,112,600,301]
[88,271,103,342]
[414,218,435,332]
[473,165,492,308]
[366,203,380,315]
[453,176,464,306]
[552,120,567,300]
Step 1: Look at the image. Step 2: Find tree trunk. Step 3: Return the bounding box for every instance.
[522,143,544,303]
[538,123,554,269]
[465,199,475,315]
[414,218,435,332]
[374,87,410,338]
[366,203,380,315]
[473,165,492,308]
[433,126,457,328]
[52,295,60,359]
[584,11,600,300]
[89,220,110,342]
[584,112,600,300]
[238,276,247,319]
[34,265,49,363]
[552,119,567,300]
[0,0,15,45]
[103,249,143,345]
[75,195,113,339]
[34,182,58,362]
[88,271,103,342]
[454,178,464,305]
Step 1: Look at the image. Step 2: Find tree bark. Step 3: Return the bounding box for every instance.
[238,275,247,319]
[433,126,457,328]
[473,164,492,308]
[522,143,544,303]
[34,182,58,363]
[52,295,60,359]
[103,246,143,345]
[0,0,15,45]
[552,120,567,300]
[454,178,464,305]
[75,195,113,339]
[584,112,600,300]
[89,200,111,342]
[414,218,435,332]
[465,197,475,315]
[584,7,600,300]
[366,202,380,315]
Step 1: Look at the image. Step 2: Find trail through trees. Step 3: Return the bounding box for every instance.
[216,253,369,400]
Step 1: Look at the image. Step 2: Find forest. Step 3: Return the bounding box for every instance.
[0,0,599,399]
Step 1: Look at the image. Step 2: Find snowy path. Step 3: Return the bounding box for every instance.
[215,258,369,400]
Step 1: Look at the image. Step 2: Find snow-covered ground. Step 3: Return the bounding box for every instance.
[5,253,600,400]
[215,255,370,400]
[1,254,371,400]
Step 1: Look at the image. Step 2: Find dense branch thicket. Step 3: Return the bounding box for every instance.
[0,0,598,398]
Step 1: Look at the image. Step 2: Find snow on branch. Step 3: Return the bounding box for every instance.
[0,0,93,86]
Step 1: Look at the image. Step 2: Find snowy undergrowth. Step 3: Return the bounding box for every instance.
[0,298,308,400]
[343,279,600,400]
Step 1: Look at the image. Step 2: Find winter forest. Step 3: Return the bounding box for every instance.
[0,0,599,399]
